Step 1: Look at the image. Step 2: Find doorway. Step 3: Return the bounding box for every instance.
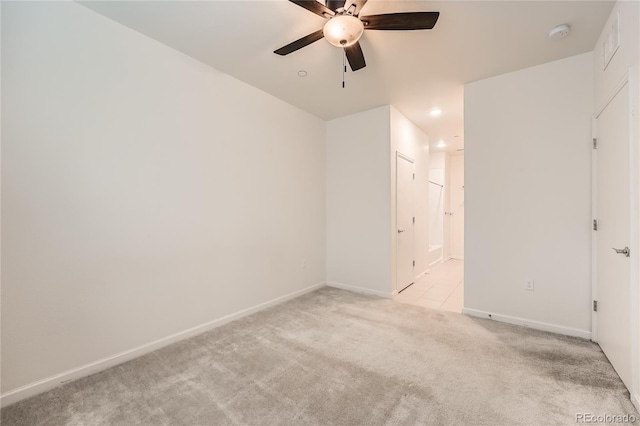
[394,151,465,313]
[428,175,445,266]
[448,155,465,260]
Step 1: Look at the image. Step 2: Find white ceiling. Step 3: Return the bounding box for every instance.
[80,0,614,152]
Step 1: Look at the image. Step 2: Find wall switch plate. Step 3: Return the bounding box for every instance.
[525,280,534,291]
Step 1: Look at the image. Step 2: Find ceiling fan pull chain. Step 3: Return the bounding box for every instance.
[342,48,346,88]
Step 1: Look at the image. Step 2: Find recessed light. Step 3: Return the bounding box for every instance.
[437,140,446,148]
[298,70,308,77]
[429,108,443,117]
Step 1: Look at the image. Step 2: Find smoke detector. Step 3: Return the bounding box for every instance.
[549,24,571,40]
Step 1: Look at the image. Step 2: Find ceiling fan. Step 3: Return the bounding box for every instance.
[274,0,440,72]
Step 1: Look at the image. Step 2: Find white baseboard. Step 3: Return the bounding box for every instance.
[326,281,393,299]
[415,269,429,280]
[429,258,442,267]
[0,282,326,408]
[462,308,592,340]
[632,392,640,414]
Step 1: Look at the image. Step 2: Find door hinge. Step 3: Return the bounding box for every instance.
[412,216,415,224]
[413,173,415,180]
[593,300,598,312]
[593,219,598,231]
[412,260,415,267]
[593,138,598,149]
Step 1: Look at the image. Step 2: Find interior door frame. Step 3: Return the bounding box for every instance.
[630,65,640,412]
[591,68,639,404]
[443,155,452,262]
[449,155,464,260]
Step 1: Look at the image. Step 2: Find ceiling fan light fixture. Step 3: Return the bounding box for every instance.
[323,15,364,48]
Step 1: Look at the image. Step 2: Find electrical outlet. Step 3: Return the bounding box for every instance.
[525,280,534,291]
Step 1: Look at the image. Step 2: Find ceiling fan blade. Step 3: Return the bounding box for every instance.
[274,29,325,55]
[289,0,334,18]
[345,42,366,71]
[347,0,368,16]
[361,12,440,30]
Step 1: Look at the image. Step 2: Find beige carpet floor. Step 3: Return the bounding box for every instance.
[1,287,638,425]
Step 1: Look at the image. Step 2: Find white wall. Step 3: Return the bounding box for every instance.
[1,1,326,399]
[592,0,640,411]
[429,152,445,171]
[464,52,594,337]
[390,106,430,288]
[326,106,392,297]
[428,153,445,265]
[593,1,640,111]
[428,169,444,247]
[326,106,429,296]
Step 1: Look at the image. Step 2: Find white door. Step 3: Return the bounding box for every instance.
[397,153,414,292]
[450,156,465,259]
[595,80,632,390]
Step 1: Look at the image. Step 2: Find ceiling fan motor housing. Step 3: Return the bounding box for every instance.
[327,0,345,12]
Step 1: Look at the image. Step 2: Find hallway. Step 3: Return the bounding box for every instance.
[393,259,464,313]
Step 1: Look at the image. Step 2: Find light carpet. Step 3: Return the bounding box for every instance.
[2,287,638,425]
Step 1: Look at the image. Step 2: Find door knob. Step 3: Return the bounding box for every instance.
[398,228,405,233]
[612,247,630,257]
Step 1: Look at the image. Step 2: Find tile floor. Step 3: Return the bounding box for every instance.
[393,259,464,313]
